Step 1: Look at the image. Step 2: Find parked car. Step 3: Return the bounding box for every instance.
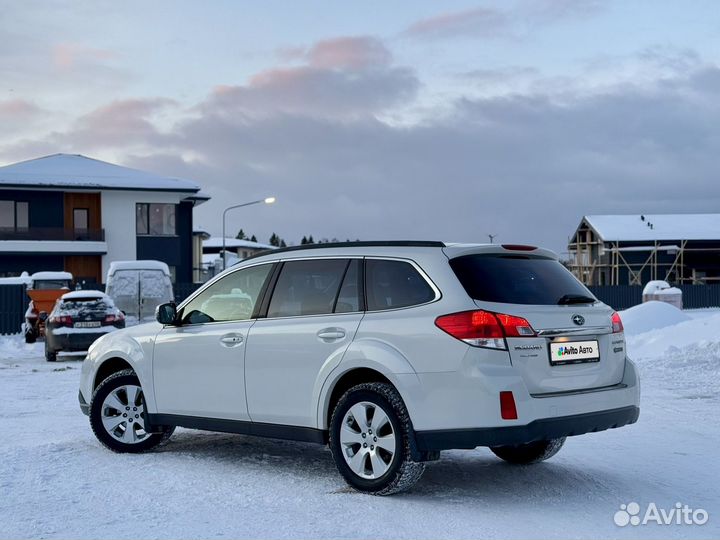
[23,271,73,343]
[79,241,640,495]
[104,260,174,323]
[45,290,125,362]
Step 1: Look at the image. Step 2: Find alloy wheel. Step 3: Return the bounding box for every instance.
[100,384,149,444]
[339,401,396,479]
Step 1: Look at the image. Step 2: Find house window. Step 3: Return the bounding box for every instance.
[0,201,29,230]
[136,203,176,236]
[73,208,89,230]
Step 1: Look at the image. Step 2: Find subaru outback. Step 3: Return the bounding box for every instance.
[79,241,640,494]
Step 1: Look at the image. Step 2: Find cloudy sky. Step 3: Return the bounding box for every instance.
[2,0,720,254]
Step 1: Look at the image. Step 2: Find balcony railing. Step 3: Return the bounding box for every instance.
[0,227,105,242]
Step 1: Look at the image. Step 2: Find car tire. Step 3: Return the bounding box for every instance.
[490,437,566,464]
[44,341,56,362]
[90,369,174,453]
[329,382,425,495]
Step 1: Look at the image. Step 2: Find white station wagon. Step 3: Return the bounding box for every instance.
[79,241,640,494]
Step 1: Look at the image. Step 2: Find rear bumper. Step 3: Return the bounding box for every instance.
[47,328,118,353]
[415,405,639,451]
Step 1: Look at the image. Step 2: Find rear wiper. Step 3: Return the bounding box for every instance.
[557,294,596,305]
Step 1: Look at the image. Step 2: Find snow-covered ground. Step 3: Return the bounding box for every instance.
[1,302,718,539]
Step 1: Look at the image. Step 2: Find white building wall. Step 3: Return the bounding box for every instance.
[100,190,187,282]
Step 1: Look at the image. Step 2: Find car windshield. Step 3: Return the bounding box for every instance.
[449,254,596,305]
[33,280,71,290]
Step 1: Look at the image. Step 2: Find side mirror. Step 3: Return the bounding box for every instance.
[156,302,177,325]
[38,311,48,322]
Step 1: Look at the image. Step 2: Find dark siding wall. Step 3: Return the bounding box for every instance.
[135,201,193,283]
[0,189,64,227]
[0,284,26,335]
[177,201,193,283]
[0,254,65,276]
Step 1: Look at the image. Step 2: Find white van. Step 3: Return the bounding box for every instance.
[105,261,174,323]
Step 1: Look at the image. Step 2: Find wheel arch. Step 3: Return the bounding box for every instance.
[324,368,392,427]
[93,357,135,391]
[318,362,420,431]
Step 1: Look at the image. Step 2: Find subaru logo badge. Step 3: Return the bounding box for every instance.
[571,314,585,326]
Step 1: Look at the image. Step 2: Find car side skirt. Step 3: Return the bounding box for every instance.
[146,413,328,445]
[414,406,640,451]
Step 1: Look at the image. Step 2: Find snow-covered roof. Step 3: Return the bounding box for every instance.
[203,236,276,250]
[30,271,73,281]
[60,290,109,301]
[108,260,170,275]
[0,154,201,193]
[583,214,720,242]
[0,272,31,285]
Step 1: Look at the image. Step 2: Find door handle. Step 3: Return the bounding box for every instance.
[317,328,346,341]
[220,334,244,347]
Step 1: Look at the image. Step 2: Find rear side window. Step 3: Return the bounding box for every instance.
[449,254,595,305]
[366,259,435,311]
[268,259,348,317]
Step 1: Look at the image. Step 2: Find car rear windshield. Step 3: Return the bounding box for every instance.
[60,299,111,311]
[449,254,596,305]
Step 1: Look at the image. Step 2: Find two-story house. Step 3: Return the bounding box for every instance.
[0,153,208,284]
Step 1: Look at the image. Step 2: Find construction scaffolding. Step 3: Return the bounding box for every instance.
[568,222,720,286]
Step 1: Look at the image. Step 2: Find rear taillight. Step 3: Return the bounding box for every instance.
[104,312,124,324]
[495,313,536,337]
[435,310,536,349]
[49,315,73,326]
[611,312,624,333]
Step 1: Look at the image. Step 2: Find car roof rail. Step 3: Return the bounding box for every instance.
[237,240,446,264]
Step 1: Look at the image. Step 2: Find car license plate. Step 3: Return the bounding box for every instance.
[550,340,599,365]
[74,321,101,328]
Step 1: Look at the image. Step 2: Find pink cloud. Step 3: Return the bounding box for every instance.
[403,8,508,39]
[306,36,392,70]
[0,99,41,119]
[52,43,115,70]
[202,36,414,119]
[63,98,176,149]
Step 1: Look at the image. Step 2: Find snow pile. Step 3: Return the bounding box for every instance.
[0,335,41,361]
[624,308,720,408]
[619,300,691,335]
[624,309,720,357]
[641,280,683,309]
[642,280,672,295]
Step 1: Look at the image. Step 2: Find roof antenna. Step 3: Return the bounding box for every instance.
[488,234,497,244]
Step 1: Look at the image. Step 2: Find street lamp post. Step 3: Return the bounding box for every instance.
[222,197,276,269]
